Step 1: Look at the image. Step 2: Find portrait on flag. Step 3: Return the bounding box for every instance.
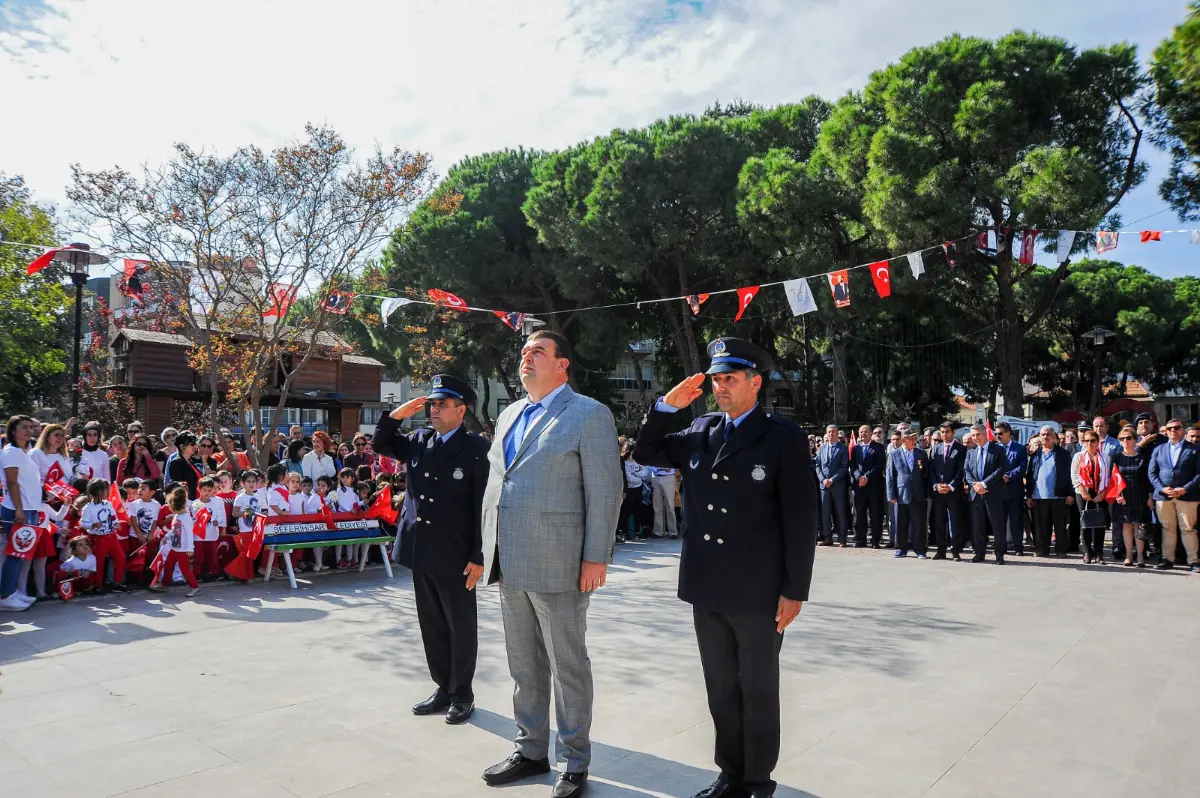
[828,270,851,308]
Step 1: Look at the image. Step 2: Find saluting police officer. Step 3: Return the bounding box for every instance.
[633,338,818,798]
[372,374,490,726]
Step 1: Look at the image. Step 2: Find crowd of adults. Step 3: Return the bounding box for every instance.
[800,413,1200,568]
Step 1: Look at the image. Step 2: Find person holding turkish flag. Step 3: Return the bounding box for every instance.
[1109,427,1152,567]
[149,489,199,596]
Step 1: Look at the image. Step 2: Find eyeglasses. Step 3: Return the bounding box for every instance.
[199,443,213,449]
[1165,425,1183,432]
[1118,436,1134,441]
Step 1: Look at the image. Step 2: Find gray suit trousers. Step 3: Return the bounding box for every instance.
[500,585,593,772]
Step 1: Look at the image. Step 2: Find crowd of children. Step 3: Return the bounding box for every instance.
[0,461,406,610]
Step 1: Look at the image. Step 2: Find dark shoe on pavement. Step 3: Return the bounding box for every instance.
[110,583,131,593]
[552,771,588,797]
[1190,562,1200,573]
[953,554,962,561]
[971,555,985,563]
[689,774,745,798]
[854,542,867,548]
[482,752,551,786]
[931,551,946,560]
[445,701,474,725]
[1155,560,1174,570]
[412,691,451,716]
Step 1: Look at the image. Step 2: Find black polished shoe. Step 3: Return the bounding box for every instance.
[552,771,588,797]
[1155,560,1174,570]
[747,790,775,798]
[445,701,474,725]
[411,691,451,716]
[689,774,745,798]
[971,555,985,563]
[482,752,551,786]
[931,551,947,560]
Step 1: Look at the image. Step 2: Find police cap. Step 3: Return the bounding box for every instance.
[1134,412,1153,424]
[705,337,774,376]
[427,374,477,407]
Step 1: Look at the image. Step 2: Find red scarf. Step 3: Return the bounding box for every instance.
[1079,451,1098,492]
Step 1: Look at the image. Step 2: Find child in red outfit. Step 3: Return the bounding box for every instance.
[80,479,130,593]
[191,477,225,581]
[149,488,199,596]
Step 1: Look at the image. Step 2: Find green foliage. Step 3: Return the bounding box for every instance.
[1149,2,1200,218]
[0,174,69,413]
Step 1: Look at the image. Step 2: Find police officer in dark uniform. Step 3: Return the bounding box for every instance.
[372,374,490,725]
[633,338,818,798]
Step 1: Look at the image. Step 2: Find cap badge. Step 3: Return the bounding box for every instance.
[431,375,443,388]
[713,339,728,356]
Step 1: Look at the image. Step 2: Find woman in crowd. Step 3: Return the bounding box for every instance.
[618,439,647,542]
[302,430,338,483]
[1111,425,1153,567]
[76,421,109,480]
[1071,430,1111,564]
[156,427,179,468]
[343,435,374,472]
[166,432,203,499]
[106,435,127,481]
[1,416,43,611]
[116,435,162,483]
[196,435,221,475]
[30,423,72,482]
[285,439,306,475]
[336,442,353,473]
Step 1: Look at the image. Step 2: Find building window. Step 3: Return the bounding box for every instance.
[496,399,511,414]
[361,407,384,426]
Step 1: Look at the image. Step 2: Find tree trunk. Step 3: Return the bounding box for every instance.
[831,332,847,425]
[995,255,1025,418]
[477,372,493,432]
[495,363,519,401]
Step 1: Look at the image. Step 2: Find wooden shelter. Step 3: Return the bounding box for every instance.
[104,327,384,437]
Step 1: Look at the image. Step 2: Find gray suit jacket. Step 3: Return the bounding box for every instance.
[482,385,623,593]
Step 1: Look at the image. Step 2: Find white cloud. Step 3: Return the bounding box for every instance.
[0,0,1190,275]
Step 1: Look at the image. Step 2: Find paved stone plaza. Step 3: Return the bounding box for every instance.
[1,540,1197,798]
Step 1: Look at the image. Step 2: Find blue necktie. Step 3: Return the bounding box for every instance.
[723,420,735,442]
[505,403,542,467]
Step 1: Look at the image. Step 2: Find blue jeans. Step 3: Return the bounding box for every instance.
[1,506,42,597]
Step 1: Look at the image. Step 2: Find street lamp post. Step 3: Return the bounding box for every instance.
[1081,325,1116,414]
[59,243,110,418]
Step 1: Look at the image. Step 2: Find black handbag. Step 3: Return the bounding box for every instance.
[1079,500,1108,529]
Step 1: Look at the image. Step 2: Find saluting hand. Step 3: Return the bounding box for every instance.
[390,396,428,421]
[663,374,705,409]
[776,596,802,633]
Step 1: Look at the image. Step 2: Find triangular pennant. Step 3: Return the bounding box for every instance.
[1056,231,1077,264]
[828,270,851,308]
[733,286,759,322]
[493,310,526,331]
[25,247,63,276]
[380,297,414,327]
[1140,230,1162,243]
[263,283,298,318]
[907,251,925,280]
[869,260,891,298]
[322,290,356,315]
[1096,231,1119,254]
[685,293,711,316]
[1019,229,1038,265]
[782,278,816,316]
[121,259,152,299]
[427,288,469,311]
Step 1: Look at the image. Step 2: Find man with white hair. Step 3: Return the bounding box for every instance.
[1024,426,1074,557]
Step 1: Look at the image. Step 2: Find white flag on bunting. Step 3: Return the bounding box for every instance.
[1191,230,1200,245]
[1057,231,1076,264]
[783,278,817,316]
[380,297,414,327]
[907,251,925,280]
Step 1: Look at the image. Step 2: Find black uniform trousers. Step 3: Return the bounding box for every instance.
[930,492,963,555]
[693,606,783,793]
[853,488,884,546]
[969,499,1007,562]
[894,501,928,555]
[1031,498,1068,556]
[413,570,478,703]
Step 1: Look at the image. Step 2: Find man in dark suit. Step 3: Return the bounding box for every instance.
[816,425,850,546]
[851,423,886,548]
[635,337,818,798]
[1148,418,1200,572]
[372,374,491,725]
[994,422,1029,556]
[1063,425,1084,553]
[887,429,930,557]
[929,422,966,560]
[1024,426,1074,557]
[964,423,1008,564]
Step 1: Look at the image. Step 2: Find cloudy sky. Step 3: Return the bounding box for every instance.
[1,0,1194,278]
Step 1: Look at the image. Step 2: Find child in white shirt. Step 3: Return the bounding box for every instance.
[265,464,291,518]
[232,471,263,533]
[191,476,226,582]
[334,467,360,568]
[150,488,199,596]
[308,476,334,572]
[126,481,162,544]
[57,535,96,597]
[79,479,130,593]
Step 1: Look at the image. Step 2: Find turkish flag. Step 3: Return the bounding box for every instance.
[733,286,759,322]
[985,420,996,442]
[45,461,64,484]
[224,513,267,581]
[109,482,128,523]
[869,260,891,298]
[1105,464,1127,502]
[363,484,399,525]
[1140,230,1162,243]
[194,508,213,542]
[1019,230,1038,265]
[427,288,469,311]
[319,495,337,530]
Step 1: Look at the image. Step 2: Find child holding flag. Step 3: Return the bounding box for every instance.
[80,479,130,593]
[192,477,226,582]
[149,488,199,596]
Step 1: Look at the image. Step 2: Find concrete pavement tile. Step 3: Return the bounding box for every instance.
[0,683,132,734]
[189,703,351,760]
[2,703,175,765]
[37,730,230,798]
[0,661,92,700]
[772,750,934,798]
[111,762,298,798]
[241,729,418,798]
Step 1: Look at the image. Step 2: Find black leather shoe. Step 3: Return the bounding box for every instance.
[971,555,985,563]
[552,771,588,797]
[482,752,551,785]
[747,790,774,798]
[931,551,947,560]
[689,774,744,798]
[412,691,450,716]
[445,701,474,725]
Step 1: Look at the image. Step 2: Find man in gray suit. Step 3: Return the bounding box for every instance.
[480,330,622,798]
